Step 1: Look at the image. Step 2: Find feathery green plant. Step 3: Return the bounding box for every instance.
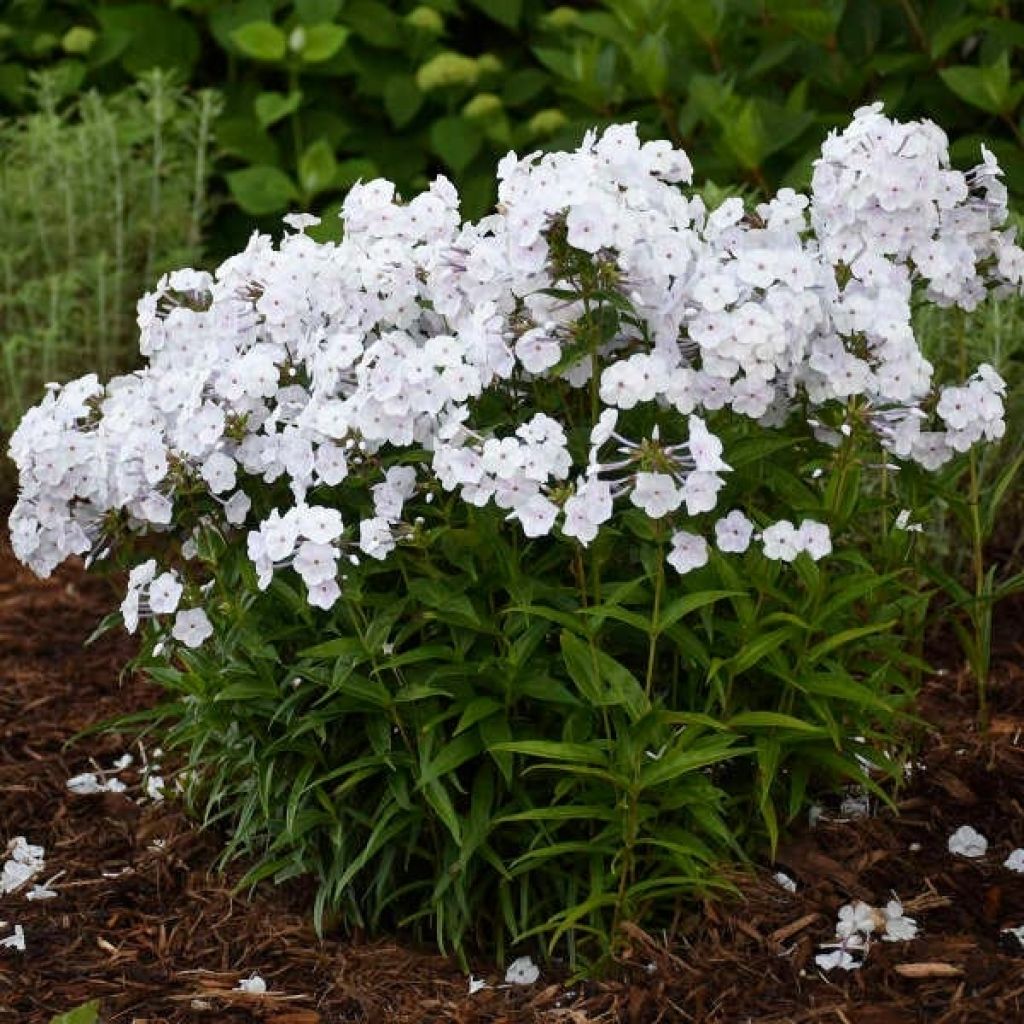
[0,69,219,439]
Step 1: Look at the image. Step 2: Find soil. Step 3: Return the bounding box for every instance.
[0,540,1022,1024]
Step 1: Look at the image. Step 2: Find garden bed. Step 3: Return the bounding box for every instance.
[0,539,1022,1024]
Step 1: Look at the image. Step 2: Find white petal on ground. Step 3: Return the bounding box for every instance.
[66,773,106,795]
[814,948,861,971]
[0,925,25,951]
[504,955,540,985]
[1,837,45,895]
[468,976,488,994]
[948,825,988,858]
[882,900,918,942]
[236,974,267,994]
[1003,848,1024,873]
[774,871,797,893]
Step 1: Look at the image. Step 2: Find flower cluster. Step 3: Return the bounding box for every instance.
[815,898,918,971]
[8,106,1022,645]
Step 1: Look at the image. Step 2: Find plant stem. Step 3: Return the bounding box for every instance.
[968,450,989,730]
[645,541,665,699]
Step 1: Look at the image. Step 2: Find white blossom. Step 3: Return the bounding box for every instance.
[948,825,988,858]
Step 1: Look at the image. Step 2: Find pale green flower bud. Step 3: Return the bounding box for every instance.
[462,92,503,121]
[415,52,479,91]
[405,6,444,34]
[475,53,503,77]
[62,26,97,54]
[528,108,568,137]
[543,7,580,29]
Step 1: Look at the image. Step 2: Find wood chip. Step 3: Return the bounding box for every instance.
[770,912,820,945]
[893,962,964,978]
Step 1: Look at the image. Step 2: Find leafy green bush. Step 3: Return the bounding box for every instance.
[1,0,1021,255]
[149,473,917,964]
[10,105,1020,966]
[0,70,219,435]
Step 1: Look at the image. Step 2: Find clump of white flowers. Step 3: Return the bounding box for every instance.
[7,105,1022,647]
[815,898,919,971]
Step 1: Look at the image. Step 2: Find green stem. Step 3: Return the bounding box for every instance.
[956,308,989,729]
[145,72,166,287]
[968,450,988,729]
[645,543,665,699]
[610,782,639,947]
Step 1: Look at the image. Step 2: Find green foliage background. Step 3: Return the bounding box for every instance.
[2,0,1022,257]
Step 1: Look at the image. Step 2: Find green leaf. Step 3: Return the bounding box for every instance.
[561,626,647,716]
[430,116,483,173]
[489,740,609,766]
[929,15,983,59]
[227,165,298,215]
[95,5,200,75]
[335,157,380,189]
[214,678,279,701]
[296,0,342,23]
[680,0,724,42]
[726,711,824,733]
[230,21,287,61]
[805,620,896,665]
[299,23,350,62]
[345,0,401,47]
[455,697,503,735]
[468,0,521,28]
[407,578,482,628]
[214,116,280,165]
[299,635,364,659]
[495,804,617,824]
[730,628,795,675]
[630,32,669,97]
[721,99,765,171]
[299,138,338,196]
[49,1001,100,1024]
[385,74,423,128]
[417,731,483,789]
[639,738,743,788]
[657,590,740,633]
[939,53,1013,114]
[254,89,302,127]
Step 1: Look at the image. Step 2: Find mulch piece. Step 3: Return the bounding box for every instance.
[1,539,1022,1024]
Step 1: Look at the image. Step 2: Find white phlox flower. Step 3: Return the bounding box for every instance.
[6,114,1019,646]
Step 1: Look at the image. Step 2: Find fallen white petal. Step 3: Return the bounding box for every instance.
[1003,848,1024,873]
[773,871,797,893]
[468,975,487,994]
[66,772,106,795]
[0,925,25,952]
[1,861,37,895]
[237,974,267,994]
[948,825,988,858]
[504,955,540,985]
[814,948,860,971]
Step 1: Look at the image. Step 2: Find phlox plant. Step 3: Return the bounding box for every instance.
[7,105,1023,966]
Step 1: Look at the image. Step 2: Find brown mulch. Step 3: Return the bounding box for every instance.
[1,542,1023,1024]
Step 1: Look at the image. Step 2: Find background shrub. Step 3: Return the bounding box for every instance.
[0,70,218,437]
[1,0,1021,258]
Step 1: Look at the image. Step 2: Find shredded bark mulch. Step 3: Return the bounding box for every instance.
[1,541,1022,1023]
